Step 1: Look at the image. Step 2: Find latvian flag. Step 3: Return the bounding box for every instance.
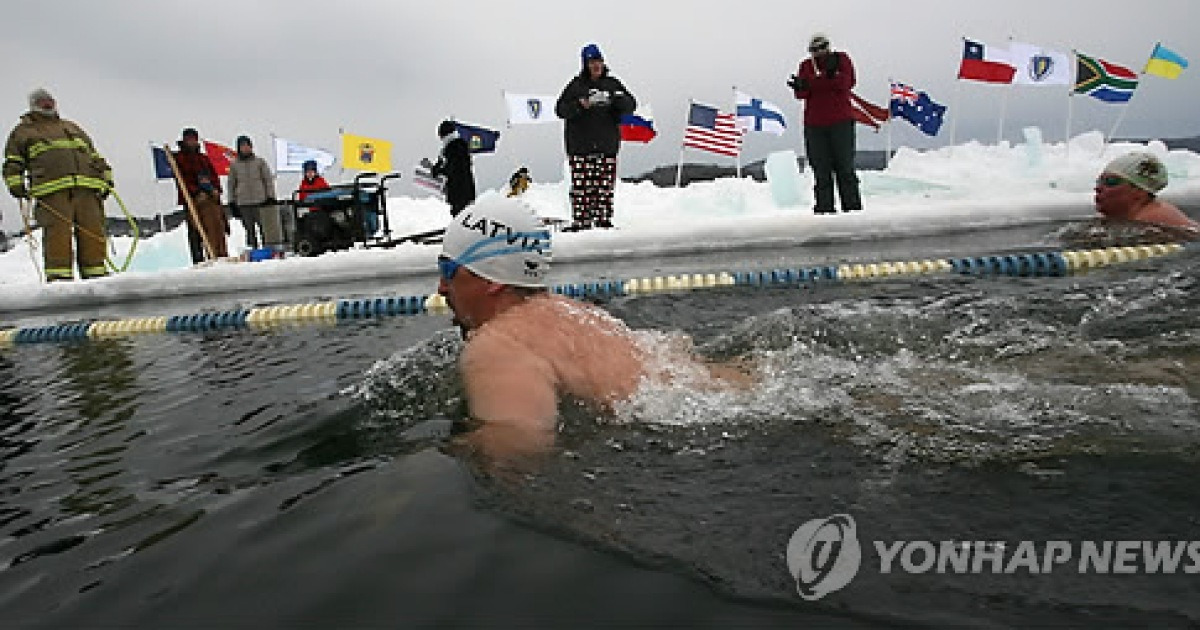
[958,38,1016,84]
[683,103,743,158]
[1074,52,1139,103]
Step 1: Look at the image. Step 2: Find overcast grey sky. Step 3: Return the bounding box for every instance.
[1,0,1197,229]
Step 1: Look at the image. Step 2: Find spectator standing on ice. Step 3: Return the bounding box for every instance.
[789,33,863,214]
[421,120,476,218]
[172,127,228,263]
[555,43,636,231]
[227,135,280,251]
[3,88,114,281]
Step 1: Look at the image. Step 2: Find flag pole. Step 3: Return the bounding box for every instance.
[948,80,962,151]
[731,87,742,178]
[676,101,689,187]
[1065,53,1076,161]
[884,79,893,169]
[1103,98,1134,158]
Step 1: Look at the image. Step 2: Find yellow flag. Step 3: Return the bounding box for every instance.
[341,133,393,172]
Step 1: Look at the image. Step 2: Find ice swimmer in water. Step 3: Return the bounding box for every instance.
[1094,152,1198,236]
[436,194,751,464]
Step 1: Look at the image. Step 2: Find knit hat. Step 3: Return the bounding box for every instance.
[581,43,603,67]
[809,33,831,53]
[302,159,318,172]
[441,194,551,288]
[1104,152,1168,194]
[28,88,54,109]
[437,120,457,138]
[182,127,199,140]
[236,135,252,148]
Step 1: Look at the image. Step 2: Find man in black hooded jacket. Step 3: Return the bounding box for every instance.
[424,120,476,217]
[555,43,636,231]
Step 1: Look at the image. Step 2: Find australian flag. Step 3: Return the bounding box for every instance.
[889,83,947,137]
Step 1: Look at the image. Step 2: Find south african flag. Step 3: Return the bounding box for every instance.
[1074,52,1139,103]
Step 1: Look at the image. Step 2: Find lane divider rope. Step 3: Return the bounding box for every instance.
[0,243,1188,347]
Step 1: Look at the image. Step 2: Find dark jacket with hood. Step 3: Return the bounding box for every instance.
[555,66,636,157]
[430,132,475,211]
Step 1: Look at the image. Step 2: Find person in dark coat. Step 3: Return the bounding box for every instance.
[789,33,862,214]
[423,120,476,217]
[555,43,636,231]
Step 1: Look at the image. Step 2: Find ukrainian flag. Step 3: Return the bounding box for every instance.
[341,133,393,172]
[1144,43,1189,80]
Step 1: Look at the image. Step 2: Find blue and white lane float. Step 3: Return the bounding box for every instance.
[0,244,1188,347]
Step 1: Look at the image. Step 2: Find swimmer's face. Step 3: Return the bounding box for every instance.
[438,258,492,332]
[1094,172,1146,218]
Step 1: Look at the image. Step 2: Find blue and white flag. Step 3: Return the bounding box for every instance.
[273,137,336,173]
[889,83,947,137]
[504,92,558,125]
[734,90,787,136]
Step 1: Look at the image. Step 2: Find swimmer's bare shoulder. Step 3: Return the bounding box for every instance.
[458,325,560,460]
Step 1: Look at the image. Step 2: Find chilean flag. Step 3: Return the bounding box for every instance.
[620,106,656,143]
[958,39,1016,84]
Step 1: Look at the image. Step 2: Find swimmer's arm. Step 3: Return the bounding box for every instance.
[459,335,559,459]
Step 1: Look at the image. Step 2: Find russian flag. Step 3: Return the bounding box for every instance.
[958,38,1016,84]
[620,106,656,143]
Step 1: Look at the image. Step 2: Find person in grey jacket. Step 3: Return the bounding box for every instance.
[227,135,279,250]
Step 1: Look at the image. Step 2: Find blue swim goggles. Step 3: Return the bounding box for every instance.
[437,256,461,281]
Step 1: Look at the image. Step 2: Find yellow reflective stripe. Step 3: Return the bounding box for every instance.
[45,267,73,279]
[80,266,108,277]
[27,138,91,158]
[5,175,23,187]
[29,175,109,197]
[4,154,23,164]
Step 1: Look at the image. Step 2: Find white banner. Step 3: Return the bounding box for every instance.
[504,92,559,125]
[273,137,336,173]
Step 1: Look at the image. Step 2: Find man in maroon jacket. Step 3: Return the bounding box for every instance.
[172,128,228,263]
[790,33,863,214]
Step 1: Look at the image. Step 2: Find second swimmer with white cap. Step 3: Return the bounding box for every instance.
[437,194,749,464]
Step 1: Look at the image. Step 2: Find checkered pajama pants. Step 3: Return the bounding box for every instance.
[569,154,617,228]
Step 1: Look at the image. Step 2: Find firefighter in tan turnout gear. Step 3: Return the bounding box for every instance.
[4,88,114,281]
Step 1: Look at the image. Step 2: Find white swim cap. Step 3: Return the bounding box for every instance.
[1103,151,1168,194]
[441,194,552,288]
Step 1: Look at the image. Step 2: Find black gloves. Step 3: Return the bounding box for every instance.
[823,52,839,75]
[787,75,808,91]
[229,203,241,219]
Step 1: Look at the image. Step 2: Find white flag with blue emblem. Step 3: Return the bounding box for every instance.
[273,137,336,173]
[504,92,558,125]
[1008,42,1072,86]
[734,90,788,136]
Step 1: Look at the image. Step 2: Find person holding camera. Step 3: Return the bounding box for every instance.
[789,33,863,214]
[555,43,636,231]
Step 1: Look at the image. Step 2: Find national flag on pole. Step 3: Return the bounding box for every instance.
[850,92,890,130]
[620,106,657,143]
[341,132,393,172]
[734,91,787,136]
[1008,42,1072,86]
[151,146,173,180]
[889,82,947,136]
[203,141,235,176]
[1144,42,1189,79]
[1074,52,1139,103]
[455,122,501,154]
[683,103,742,157]
[273,137,336,173]
[504,92,558,125]
[958,38,1016,84]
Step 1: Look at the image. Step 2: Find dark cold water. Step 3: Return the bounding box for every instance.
[1,225,1198,627]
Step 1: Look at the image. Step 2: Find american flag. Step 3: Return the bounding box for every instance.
[683,103,743,157]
